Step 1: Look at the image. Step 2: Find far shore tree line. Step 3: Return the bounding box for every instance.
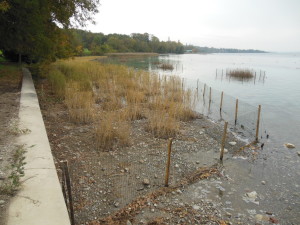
[72,30,185,56]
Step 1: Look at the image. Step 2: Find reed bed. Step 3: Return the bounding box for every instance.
[228,69,254,79]
[48,58,198,150]
[157,63,174,71]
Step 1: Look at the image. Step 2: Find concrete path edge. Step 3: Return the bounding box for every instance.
[7,68,70,225]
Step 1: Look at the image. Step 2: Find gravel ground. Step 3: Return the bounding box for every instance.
[0,65,22,224]
[36,80,257,225]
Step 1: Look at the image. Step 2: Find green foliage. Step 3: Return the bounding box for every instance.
[72,30,185,55]
[83,48,92,56]
[0,0,100,63]
[0,145,27,195]
[0,1,9,12]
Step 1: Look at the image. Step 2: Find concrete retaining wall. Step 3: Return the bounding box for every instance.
[7,68,70,225]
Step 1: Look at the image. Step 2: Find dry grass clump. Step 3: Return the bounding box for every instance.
[48,57,198,150]
[48,69,66,98]
[95,112,131,150]
[65,82,95,124]
[146,110,179,138]
[228,69,254,79]
[157,63,174,70]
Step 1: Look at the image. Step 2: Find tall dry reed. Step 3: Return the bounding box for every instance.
[48,57,198,150]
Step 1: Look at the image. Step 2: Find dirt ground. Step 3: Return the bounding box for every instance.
[34,76,259,225]
[0,64,22,224]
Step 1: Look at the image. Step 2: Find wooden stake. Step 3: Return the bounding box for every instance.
[255,105,261,142]
[209,87,212,103]
[62,161,75,225]
[220,122,228,161]
[220,91,224,113]
[203,84,206,98]
[165,138,173,187]
[235,99,238,125]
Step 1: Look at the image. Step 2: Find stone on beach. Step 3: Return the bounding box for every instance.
[285,143,295,148]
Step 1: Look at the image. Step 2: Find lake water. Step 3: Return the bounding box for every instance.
[102,53,300,223]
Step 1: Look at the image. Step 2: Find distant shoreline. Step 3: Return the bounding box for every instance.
[105,52,159,57]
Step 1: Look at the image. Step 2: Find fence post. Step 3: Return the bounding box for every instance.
[255,105,261,142]
[235,99,238,125]
[61,160,75,225]
[220,122,228,161]
[220,91,224,113]
[209,87,212,103]
[203,84,206,98]
[165,138,173,187]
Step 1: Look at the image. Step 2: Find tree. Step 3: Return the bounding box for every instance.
[0,0,100,63]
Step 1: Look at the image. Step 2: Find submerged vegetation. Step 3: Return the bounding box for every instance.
[48,57,198,150]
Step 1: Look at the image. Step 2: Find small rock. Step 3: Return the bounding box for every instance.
[261,181,266,185]
[246,191,258,199]
[114,202,119,208]
[176,189,182,194]
[285,143,295,148]
[192,205,200,210]
[219,148,228,153]
[196,161,200,164]
[225,212,232,217]
[229,141,237,146]
[255,214,269,221]
[120,169,125,173]
[0,157,3,161]
[126,220,132,225]
[154,174,158,179]
[175,164,179,168]
[297,151,300,156]
[143,179,150,185]
[78,178,85,185]
[0,171,5,180]
[0,200,5,205]
[124,168,129,172]
[151,208,155,212]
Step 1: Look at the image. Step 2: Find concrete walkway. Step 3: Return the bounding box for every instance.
[7,68,70,225]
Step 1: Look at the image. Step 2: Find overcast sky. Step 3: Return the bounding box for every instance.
[84,0,300,52]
